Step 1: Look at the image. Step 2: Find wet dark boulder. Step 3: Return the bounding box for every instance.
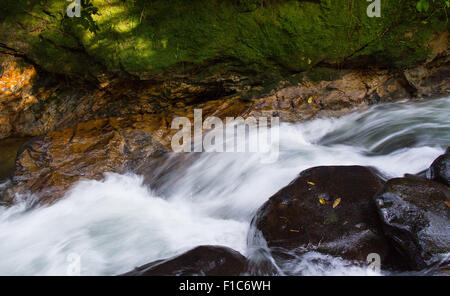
[251,166,396,266]
[425,149,450,186]
[374,175,450,270]
[121,246,248,276]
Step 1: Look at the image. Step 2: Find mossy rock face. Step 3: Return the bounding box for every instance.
[1,0,448,81]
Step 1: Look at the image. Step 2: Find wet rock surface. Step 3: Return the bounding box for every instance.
[2,117,168,204]
[3,53,448,206]
[0,58,38,139]
[425,149,450,186]
[0,42,448,208]
[375,175,450,270]
[251,166,395,265]
[122,246,248,276]
[0,137,29,182]
[2,52,448,142]
[404,31,450,99]
[246,71,415,122]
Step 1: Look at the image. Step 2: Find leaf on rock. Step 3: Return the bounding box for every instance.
[307,181,315,186]
[333,198,341,208]
[319,197,328,205]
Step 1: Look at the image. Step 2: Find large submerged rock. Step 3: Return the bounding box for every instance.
[374,175,450,270]
[122,246,248,276]
[251,166,396,266]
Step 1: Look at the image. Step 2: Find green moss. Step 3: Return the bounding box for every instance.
[306,67,341,82]
[1,0,448,80]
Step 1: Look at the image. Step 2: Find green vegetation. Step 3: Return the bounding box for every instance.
[1,0,448,81]
[416,0,449,13]
[306,67,341,82]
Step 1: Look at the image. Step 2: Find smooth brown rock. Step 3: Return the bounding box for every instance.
[245,71,414,122]
[3,117,167,204]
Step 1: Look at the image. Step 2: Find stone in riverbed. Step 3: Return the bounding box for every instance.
[2,117,168,205]
[121,246,248,276]
[251,166,399,267]
[374,175,450,270]
[425,149,450,186]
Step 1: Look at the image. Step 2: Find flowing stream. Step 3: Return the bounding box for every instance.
[0,97,449,276]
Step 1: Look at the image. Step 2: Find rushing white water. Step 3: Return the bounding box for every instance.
[0,97,449,276]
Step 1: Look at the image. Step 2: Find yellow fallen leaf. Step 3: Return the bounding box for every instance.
[308,97,313,104]
[343,221,348,225]
[307,181,315,186]
[289,229,300,233]
[445,201,450,207]
[319,197,328,205]
[333,198,341,209]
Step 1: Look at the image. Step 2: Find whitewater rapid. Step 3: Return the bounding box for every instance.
[0,97,449,275]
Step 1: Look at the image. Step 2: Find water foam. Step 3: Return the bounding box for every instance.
[0,97,448,275]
